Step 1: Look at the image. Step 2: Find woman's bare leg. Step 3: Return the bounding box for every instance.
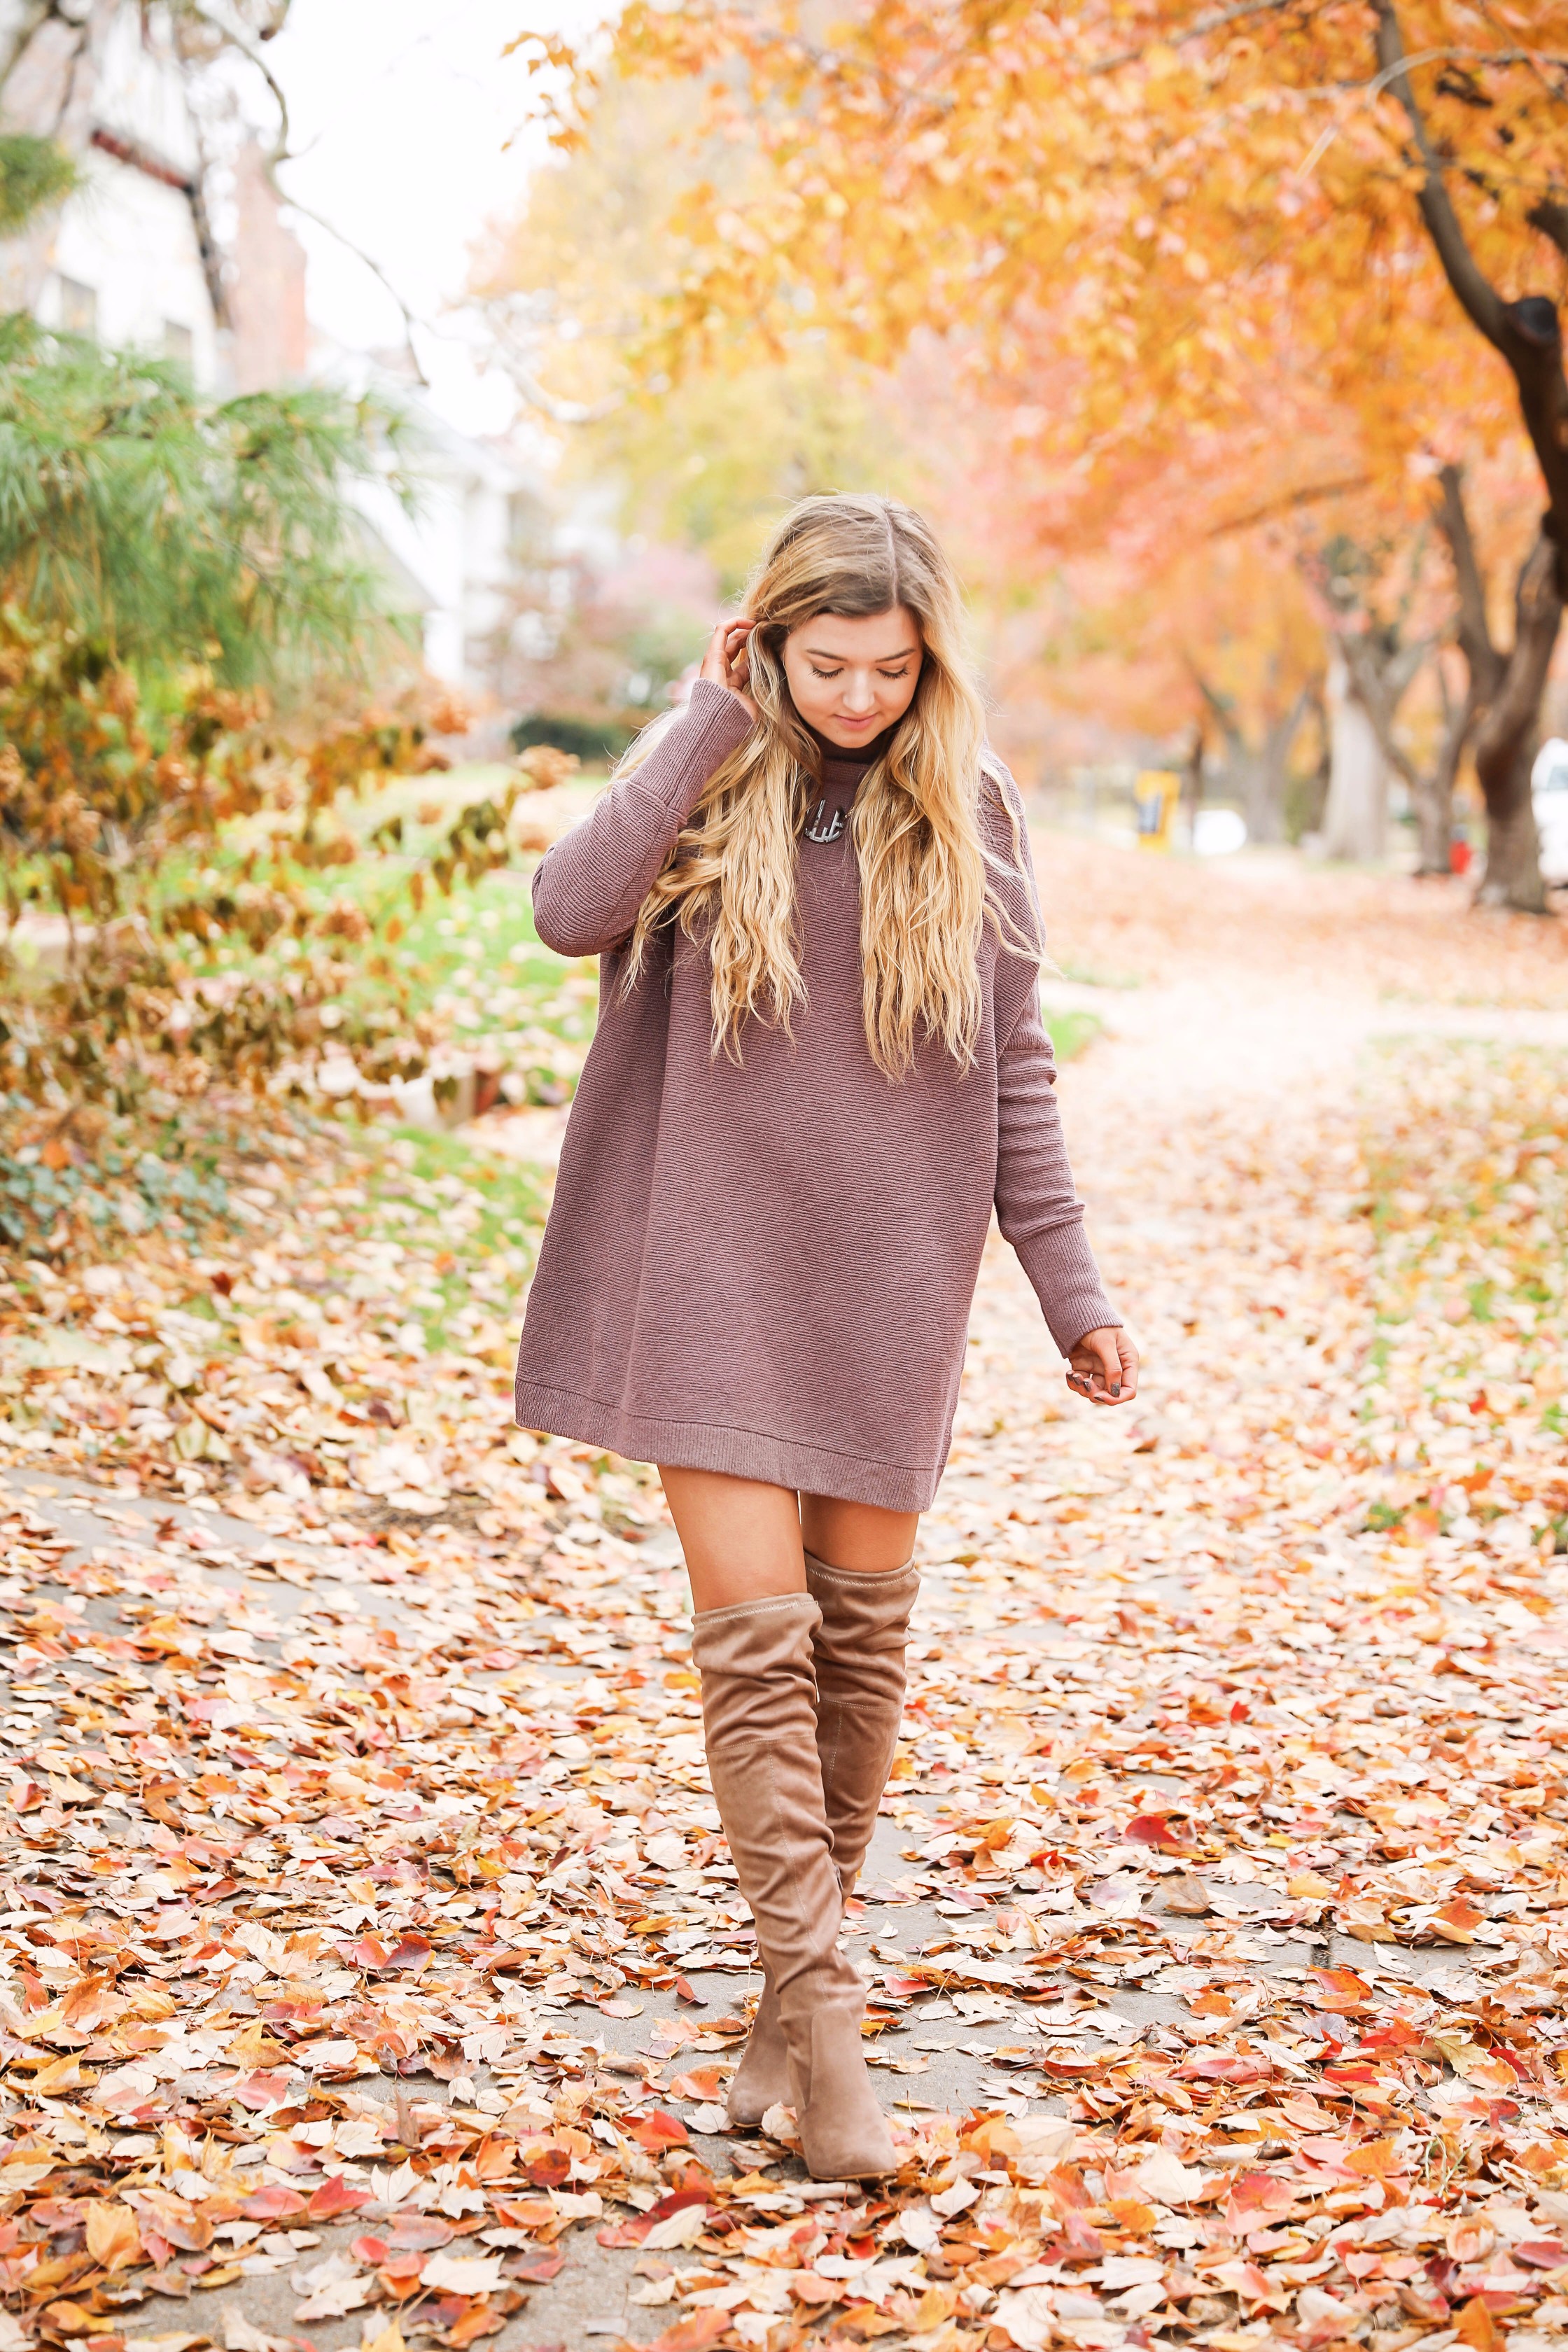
[658,1466,805,1612]
[801,1492,920,1570]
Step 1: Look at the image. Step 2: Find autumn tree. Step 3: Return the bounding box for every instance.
[474,70,916,599]
[526,0,1568,908]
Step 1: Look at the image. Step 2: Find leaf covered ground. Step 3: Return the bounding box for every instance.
[1,842,1568,2352]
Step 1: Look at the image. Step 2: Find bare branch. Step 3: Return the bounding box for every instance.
[271,181,430,386]
[1373,2,1509,349]
[1091,0,1306,76]
[1205,472,1371,538]
[179,2,290,162]
[483,299,620,426]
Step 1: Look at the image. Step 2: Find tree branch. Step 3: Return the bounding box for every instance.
[1091,0,1303,76]
[1204,471,1371,538]
[270,182,430,386]
[1434,462,1501,692]
[1474,531,1564,766]
[1338,629,1424,789]
[0,1,57,106]
[178,3,290,164]
[1378,2,1568,582]
[1373,1,1508,349]
[1529,196,1568,261]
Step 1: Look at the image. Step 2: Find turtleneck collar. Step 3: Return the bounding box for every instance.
[810,725,894,774]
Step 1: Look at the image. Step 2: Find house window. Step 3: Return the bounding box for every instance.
[163,320,194,368]
[58,276,97,336]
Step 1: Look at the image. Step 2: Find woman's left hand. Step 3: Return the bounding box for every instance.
[700,618,758,720]
[1066,1326,1139,1405]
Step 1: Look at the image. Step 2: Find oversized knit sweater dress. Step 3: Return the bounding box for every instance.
[512,678,1117,1512]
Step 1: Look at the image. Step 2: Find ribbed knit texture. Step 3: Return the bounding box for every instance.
[514,678,1118,1508]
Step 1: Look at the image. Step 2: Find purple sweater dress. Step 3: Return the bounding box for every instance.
[512,680,1117,1512]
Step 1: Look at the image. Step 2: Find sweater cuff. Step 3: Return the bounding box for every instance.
[1011,1221,1119,1357]
[639,679,755,816]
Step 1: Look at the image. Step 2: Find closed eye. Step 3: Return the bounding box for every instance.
[807,663,913,681]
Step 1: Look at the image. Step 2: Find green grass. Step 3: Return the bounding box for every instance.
[1043,1006,1103,1060]
[359,1122,551,1351]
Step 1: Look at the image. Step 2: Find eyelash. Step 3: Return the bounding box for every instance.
[808,666,909,681]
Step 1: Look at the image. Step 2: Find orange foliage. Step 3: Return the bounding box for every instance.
[523,1,1562,533]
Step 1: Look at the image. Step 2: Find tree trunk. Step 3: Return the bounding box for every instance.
[1182,721,1204,834]
[1473,531,1562,912]
[1410,683,1469,876]
[1322,650,1389,862]
[0,0,122,312]
[1247,687,1311,846]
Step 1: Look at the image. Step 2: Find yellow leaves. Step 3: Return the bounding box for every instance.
[225,2019,290,2067]
[84,2200,142,2272]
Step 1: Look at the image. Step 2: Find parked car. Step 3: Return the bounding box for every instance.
[1534,738,1568,884]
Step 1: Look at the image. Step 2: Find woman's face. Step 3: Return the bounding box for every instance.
[779,606,923,750]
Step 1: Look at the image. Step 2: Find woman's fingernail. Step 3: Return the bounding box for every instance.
[1111,1383,1121,1396]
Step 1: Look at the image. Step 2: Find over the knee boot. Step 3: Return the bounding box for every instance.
[724,1559,918,2131]
[692,1592,895,2179]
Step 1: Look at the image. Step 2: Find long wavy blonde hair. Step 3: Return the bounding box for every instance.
[621,493,1033,1077]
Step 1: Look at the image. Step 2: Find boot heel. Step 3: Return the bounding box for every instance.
[788,2005,897,2180]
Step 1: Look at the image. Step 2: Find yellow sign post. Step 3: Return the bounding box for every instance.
[1134,769,1182,850]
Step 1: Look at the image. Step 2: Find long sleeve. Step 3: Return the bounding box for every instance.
[994,995,1119,1354]
[530,680,755,957]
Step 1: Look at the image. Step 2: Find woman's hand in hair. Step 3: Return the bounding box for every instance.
[701,618,759,722]
[1065,1326,1139,1406]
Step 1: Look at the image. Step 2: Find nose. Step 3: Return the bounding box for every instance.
[841,668,876,713]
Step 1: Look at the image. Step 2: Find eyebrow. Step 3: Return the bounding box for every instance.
[802,643,920,664]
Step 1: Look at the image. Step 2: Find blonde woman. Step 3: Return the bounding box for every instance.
[514,495,1136,2178]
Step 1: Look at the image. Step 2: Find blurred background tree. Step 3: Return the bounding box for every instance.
[522,0,1568,907]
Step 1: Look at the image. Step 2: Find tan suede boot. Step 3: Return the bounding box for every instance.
[692,1592,896,2179]
[724,1558,918,2131]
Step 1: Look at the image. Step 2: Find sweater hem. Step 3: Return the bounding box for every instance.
[512,1378,944,1512]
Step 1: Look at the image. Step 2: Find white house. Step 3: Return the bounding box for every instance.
[0,0,536,697]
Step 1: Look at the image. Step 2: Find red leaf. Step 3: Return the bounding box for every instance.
[673,1975,706,2005]
[1125,1812,1191,1849]
[596,2219,653,2247]
[667,2068,724,2101]
[628,2108,690,2152]
[643,2188,711,2223]
[389,2215,454,2250]
[351,2236,390,2264]
[241,2186,307,2220]
[524,2146,572,2189]
[308,2176,370,2220]
[343,1931,432,1975]
[230,2068,293,2110]
[510,2253,565,2283]
[1175,2052,1274,2082]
